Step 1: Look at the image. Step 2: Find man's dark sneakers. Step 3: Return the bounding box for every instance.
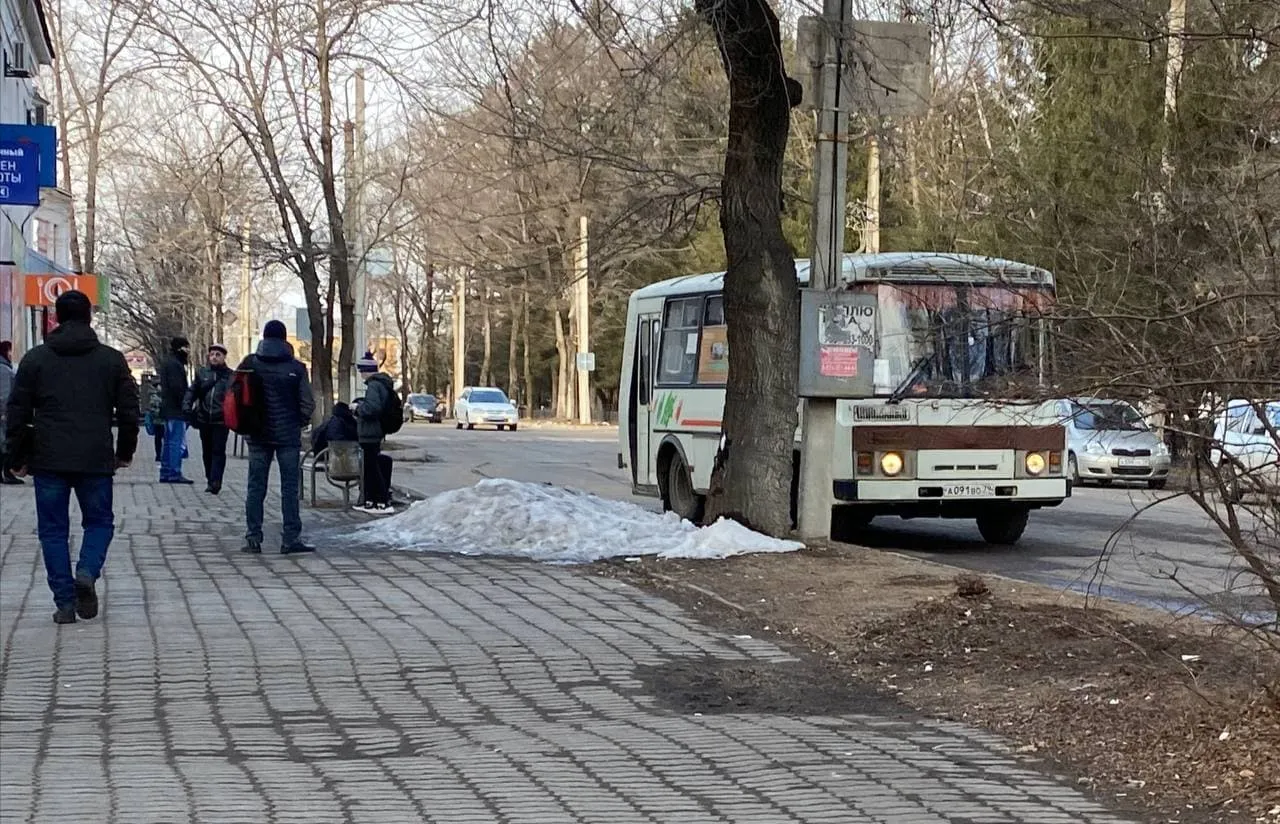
[209,482,221,495]
[281,542,316,555]
[1,471,23,485]
[53,606,77,624]
[241,539,262,554]
[74,573,99,620]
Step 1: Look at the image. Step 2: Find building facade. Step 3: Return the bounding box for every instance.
[2,0,74,357]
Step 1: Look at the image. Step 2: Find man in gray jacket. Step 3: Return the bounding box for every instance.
[354,351,396,514]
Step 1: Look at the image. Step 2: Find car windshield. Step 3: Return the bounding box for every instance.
[1227,401,1280,434]
[1071,401,1147,431]
[470,390,508,404]
[854,282,1053,398]
[409,395,433,407]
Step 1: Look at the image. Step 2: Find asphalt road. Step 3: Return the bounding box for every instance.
[388,422,1270,620]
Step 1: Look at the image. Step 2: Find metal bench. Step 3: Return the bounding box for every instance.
[301,440,363,507]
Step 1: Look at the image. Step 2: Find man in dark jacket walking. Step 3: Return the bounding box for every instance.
[158,336,193,484]
[184,342,232,494]
[354,351,396,515]
[238,320,316,554]
[4,290,139,624]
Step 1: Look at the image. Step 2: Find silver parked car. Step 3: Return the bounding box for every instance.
[1057,398,1171,489]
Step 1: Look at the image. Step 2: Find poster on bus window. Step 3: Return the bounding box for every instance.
[698,325,728,384]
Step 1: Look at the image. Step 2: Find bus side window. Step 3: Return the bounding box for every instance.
[658,297,701,384]
[638,319,653,405]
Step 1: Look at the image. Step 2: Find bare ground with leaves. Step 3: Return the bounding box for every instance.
[594,545,1280,824]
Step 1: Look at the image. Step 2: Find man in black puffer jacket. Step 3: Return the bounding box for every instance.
[236,320,316,555]
[4,290,139,625]
[183,343,232,494]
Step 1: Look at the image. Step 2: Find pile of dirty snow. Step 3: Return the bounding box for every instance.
[354,478,803,563]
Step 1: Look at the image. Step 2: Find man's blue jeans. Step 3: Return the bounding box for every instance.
[34,473,114,608]
[160,418,187,480]
[245,443,302,545]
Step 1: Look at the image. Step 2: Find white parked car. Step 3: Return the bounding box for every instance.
[1210,399,1280,502]
[454,387,519,431]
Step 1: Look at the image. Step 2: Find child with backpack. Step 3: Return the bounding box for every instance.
[353,351,401,515]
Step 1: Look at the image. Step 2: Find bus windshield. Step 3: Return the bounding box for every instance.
[854,283,1054,398]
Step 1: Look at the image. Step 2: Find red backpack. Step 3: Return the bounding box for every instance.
[222,364,266,436]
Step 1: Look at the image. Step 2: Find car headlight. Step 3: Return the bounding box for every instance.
[880,451,904,476]
[1025,452,1047,475]
[1154,442,1169,456]
[1084,442,1107,455]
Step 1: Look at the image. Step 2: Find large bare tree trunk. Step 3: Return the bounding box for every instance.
[480,289,493,387]
[553,306,570,419]
[507,292,520,402]
[522,283,533,410]
[697,0,803,537]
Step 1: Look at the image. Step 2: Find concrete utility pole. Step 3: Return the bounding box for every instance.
[797,0,854,539]
[240,217,253,362]
[345,70,366,399]
[452,269,466,402]
[865,136,881,254]
[1160,0,1186,183]
[574,215,591,425]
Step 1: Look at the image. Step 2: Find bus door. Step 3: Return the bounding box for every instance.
[632,313,661,489]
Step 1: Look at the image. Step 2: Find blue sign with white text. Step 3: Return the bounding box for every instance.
[0,124,57,188]
[0,142,40,206]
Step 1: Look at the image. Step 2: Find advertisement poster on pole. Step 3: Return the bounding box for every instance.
[799,290,877,398]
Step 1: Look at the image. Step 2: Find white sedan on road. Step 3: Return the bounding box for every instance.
[454,387,519,431]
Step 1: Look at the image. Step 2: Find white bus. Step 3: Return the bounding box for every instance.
[617,252,1070,545]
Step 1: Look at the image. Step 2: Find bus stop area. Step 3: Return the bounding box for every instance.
[0,458,1145,824]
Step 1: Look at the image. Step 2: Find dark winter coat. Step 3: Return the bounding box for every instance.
[355,373,395,444]
[183,364,232,427]
[158,354,189,420]
[310,403,358,455]
[3,321,140,475]
[236,338,315,447]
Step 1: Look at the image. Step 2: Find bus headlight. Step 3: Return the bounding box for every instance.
[880,451,904,476]
[1025,453,1047,475]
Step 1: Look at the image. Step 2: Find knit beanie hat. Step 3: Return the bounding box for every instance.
[263,320,287,340]
[356,351,378,373]
[171,336,190,352]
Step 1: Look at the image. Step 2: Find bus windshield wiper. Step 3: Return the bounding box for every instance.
[886,355,932,405]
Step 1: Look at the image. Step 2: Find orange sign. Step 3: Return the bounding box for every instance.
[24,273,99,307]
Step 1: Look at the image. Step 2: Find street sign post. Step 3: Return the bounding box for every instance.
[798,17,931,119]
[794,11,930,539]
[841,21,931,119]
[0,142,40,206]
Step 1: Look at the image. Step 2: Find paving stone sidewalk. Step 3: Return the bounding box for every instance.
[0,455,1136,824]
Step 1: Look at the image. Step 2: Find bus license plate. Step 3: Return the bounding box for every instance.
[1117,457,1148,467]
[943,483,995,497]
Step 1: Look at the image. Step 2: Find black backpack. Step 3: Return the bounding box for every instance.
[379,389,403,435]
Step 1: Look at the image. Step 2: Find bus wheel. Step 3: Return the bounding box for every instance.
[665,453,705,524]
[976,509,1029,545]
